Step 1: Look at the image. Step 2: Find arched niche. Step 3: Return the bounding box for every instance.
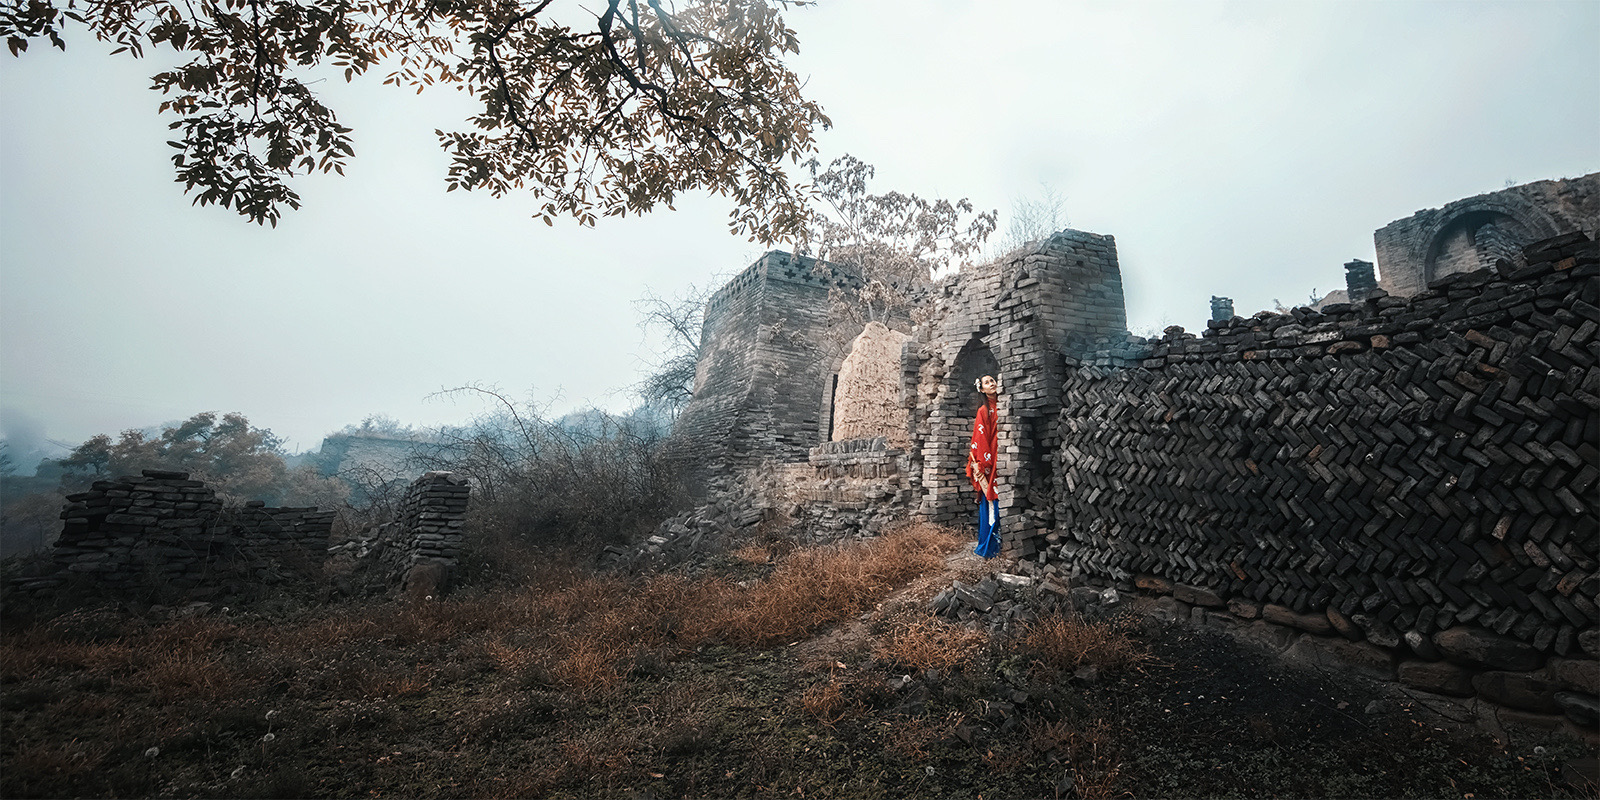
[1421,197,1562,287]
[1424,210,1532,284]
[931,335,1002,512]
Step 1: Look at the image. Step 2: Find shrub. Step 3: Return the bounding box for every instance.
[876,617,988,673]
[1016,613,1143,673]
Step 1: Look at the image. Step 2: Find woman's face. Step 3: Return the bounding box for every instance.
[980,375,998,397]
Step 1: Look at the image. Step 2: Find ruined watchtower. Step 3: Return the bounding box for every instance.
[1374,172,1599,296]
[662,251,861,492]
[666,229,1133,554]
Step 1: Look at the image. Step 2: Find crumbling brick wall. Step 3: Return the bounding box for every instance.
[908,230,1131,546]
[663,251,863,493]
[1048,232,1597,667]
[369,471,469,590]
[22,469,333,597]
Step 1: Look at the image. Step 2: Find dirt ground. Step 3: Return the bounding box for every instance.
[3,540,1596,799]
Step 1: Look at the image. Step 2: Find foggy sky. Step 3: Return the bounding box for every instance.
[2,0,1596,457]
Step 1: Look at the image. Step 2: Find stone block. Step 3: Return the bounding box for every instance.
[1326,606,1363,641]
[1397,660,1476,696]
[1174,583,1226,607]
[1554,691,1599,727]
[1473,671,1561,714]
[1548,658,1600,694]
[1235,620,1299,654]
[1263,604,1334,635]
[1284,635,1395,680]
[1228,598,1262,619]
[1434,626,1542,670]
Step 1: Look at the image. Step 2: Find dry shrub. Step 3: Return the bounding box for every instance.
[876,617,988,672]
[550,636,627,695]
[799,677,859,726]
[731,542,772,564]
[0,633,131,680]
[141,650,236,702]
[704,522,963,647]
[885,711,964,760]
[1026,717,1125,800]
[4,739,109,788]
[1018,613,1142,673]
[360,664,434,698]
[559,725,639,777]
[147,616,239,655]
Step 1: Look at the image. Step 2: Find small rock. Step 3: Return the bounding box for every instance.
[1554,692,1599,726]
[1548,658,1600,694]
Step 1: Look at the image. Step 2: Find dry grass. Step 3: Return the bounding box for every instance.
[0,525,966,720]
[885,711,965,760]
[731,542,772,564]
[876,616,988,672]
[798,677,859,726]
[706,522,965,647]
[1017,613,1144,673]
[1026,717,1127,800]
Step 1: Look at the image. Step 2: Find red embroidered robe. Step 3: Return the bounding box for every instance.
[967,400,999,501]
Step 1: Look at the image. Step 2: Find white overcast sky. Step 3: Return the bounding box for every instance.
[2,0,1597,459]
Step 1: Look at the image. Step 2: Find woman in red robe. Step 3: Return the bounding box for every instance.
[967,374,1001,558]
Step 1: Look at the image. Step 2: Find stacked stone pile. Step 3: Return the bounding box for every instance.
[373,471,469,587]
[1047,230,1598,732]
[783,437,915,539]
[600,474,769,571]
[13,470,333,598]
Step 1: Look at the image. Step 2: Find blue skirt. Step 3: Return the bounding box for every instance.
[975,498,1001,559]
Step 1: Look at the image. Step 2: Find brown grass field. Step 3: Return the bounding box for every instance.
[2,521,1593,799]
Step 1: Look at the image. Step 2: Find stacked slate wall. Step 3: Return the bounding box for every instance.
[25,469,333,597]
[371,471,470,587]
[1046,232,1598,722]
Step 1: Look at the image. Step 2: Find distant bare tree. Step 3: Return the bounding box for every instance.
[634,284,712,416]
[996,183,1070,254]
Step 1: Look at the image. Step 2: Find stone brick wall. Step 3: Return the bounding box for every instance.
[20,469,333,597]
[1374,173,1599,298]
[663,251,863,493]
[1043,231,1597,720]
[783,437,914,540]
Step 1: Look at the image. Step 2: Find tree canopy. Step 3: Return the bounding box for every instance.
[800,153,996,345]
[3,0,829,240]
